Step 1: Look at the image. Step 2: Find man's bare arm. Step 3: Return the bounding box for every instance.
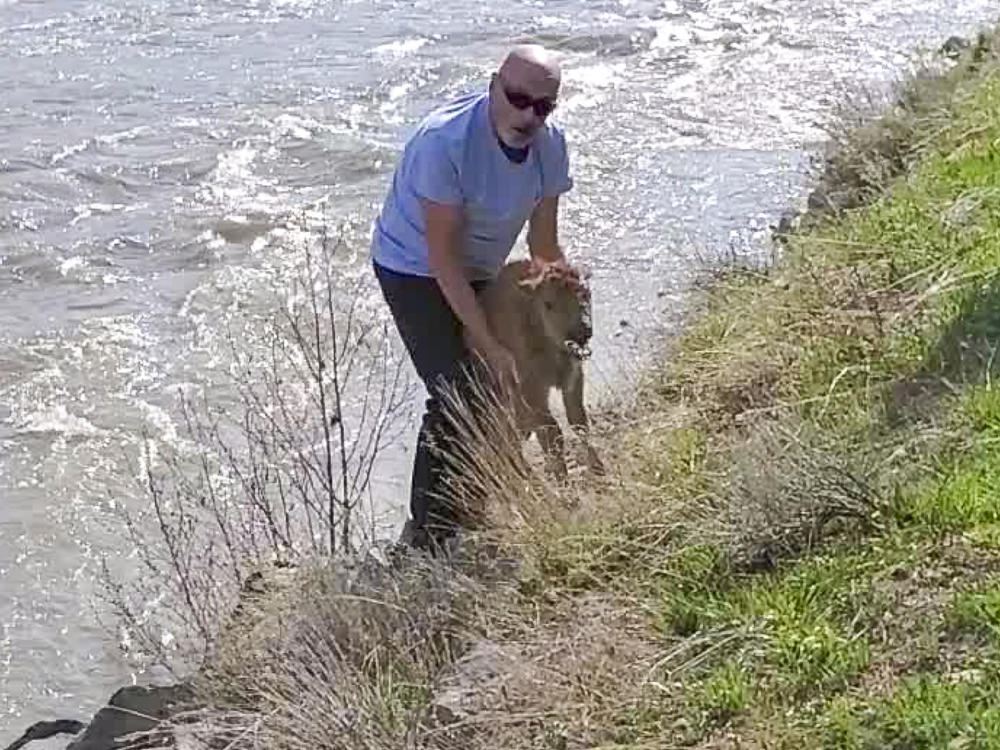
[423,199,518,384]
[526,195,566,264]
[423,199,493,350]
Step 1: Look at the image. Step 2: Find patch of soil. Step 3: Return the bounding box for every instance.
[861,535,1000,695]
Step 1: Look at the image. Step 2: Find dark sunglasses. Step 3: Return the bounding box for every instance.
[501,84,557,118]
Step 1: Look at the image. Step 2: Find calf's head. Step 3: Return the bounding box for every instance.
[518,261,593,358]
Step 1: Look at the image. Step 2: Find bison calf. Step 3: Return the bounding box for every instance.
[467,258,605,479]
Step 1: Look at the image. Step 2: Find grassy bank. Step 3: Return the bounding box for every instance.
[167,26,1000,750]
[536,26,1000,747]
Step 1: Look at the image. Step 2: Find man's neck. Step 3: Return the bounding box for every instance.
[497,134,530,163]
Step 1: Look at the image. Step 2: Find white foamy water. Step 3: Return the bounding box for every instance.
[1,0,997,739]
[370,37,430,57]
[15,405,102,438]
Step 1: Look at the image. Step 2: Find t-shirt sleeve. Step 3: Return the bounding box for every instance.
[541,126,573,198]
[407,132,463,206]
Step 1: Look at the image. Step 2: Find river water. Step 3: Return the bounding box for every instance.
[1,0,996,737]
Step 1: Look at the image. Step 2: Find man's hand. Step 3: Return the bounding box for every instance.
[482,341,519,391]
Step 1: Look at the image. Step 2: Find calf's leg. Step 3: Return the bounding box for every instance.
[562,362,605,475]
[522,381,568,480]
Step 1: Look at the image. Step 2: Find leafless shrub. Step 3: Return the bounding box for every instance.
[702,418,884,570]
[100,221,416,675]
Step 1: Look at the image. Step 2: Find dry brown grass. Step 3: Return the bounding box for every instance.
[132,376,680,749]
[148,539,666,749]
[149,554,504,749]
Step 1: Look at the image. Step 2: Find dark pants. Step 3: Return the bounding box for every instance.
[373,260,490,546]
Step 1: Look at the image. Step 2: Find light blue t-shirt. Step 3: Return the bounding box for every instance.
[371,91,573,281]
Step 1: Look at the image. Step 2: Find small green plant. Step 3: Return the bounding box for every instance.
[770,619,870,695]
[815,663,1000,748]
[947,583,1000,641]
[658,544,732,638]
[694,660,753,725]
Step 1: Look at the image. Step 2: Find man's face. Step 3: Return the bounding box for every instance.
[491,69,559,149]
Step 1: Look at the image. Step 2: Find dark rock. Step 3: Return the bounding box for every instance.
[65,684,194,750]
[3,719,86,750]
[940,35,970,59]
[807,186,830,210]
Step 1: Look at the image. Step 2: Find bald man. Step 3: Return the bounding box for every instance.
[371,45,573,552]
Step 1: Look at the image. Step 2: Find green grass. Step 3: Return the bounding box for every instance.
[661,547,891,717]
[581,33,1000,748]
[947,582,1000,641]
[820,674,1000,749]
[692,660,753,725]
[895,386,1000,532]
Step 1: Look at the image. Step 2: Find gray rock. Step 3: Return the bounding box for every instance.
[430,639,526,727]
[941,35,970,59]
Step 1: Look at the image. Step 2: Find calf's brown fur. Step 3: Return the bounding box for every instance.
[466,258,605,479]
